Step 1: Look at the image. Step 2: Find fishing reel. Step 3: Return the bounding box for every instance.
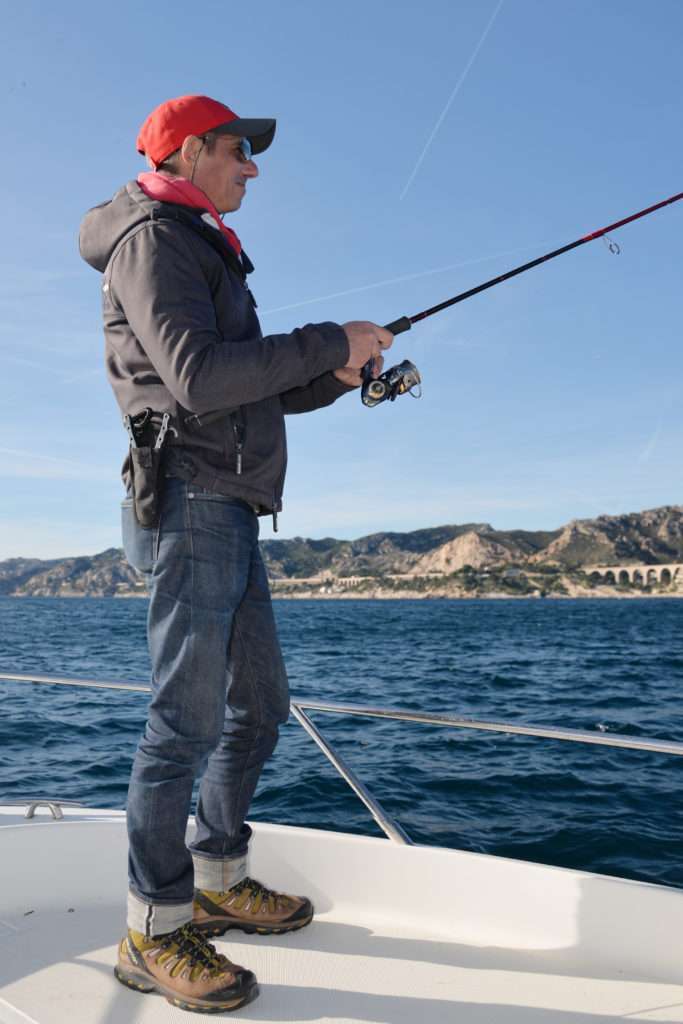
[361,359,422,408]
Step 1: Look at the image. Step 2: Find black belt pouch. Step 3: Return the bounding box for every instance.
[130,446,164,528]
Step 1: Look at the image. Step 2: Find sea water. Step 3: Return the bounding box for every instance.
[1,596,681,888]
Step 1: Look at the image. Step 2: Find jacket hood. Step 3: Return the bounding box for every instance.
[79,181,161,273]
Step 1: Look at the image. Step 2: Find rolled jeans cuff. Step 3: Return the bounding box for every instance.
[192,852,248,892]
[127,890,193,937]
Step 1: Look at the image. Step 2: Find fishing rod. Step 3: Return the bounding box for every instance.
[362,189,683,407]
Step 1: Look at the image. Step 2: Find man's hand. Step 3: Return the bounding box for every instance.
[334,354,384,388]
[334,321,393,388]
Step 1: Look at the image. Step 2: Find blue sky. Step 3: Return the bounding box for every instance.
[1,0,682,559]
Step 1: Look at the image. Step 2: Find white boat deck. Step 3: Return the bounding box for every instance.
[1,805,682,1023]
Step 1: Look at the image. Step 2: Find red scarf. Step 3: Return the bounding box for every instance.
[137,172,242,256]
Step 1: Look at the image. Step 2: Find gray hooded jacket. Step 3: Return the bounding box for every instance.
[79,181,351,514]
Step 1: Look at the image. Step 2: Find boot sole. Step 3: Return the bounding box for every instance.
[194,912,314,938]
[114,963,258,1013]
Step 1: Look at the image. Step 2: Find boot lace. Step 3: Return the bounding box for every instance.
[157,923,230,979]
[227,877,289,914]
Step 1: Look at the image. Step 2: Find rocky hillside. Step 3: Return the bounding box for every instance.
[412,530,526,574]
[529,506,683,568]
[1,505,682,597]
[0,549,142,597]
[261,524,492,578]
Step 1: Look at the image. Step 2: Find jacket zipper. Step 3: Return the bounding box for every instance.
[232,413,245,475]
[271,424,287,532]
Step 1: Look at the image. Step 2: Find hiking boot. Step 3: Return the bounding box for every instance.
[114,922,258,1014]
[193,877,314,936]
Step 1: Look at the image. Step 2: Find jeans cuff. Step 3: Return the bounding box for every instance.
[127,890,193,937]
[192,852,248,892]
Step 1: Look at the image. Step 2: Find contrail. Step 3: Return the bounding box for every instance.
[3,354,101,384]
[400,0,505,201]
[3,354,57,373]
[637,418,663,464]
[0,446,100,470]
[260,238,552,317]
[61,367,103,385]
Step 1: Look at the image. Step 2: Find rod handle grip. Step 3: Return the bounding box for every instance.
[384,316,412,335]
[359,317,411,402]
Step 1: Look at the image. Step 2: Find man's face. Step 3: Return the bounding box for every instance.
[192,134,259,213]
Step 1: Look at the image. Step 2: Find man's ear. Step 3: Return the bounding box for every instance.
[180,135,203,165]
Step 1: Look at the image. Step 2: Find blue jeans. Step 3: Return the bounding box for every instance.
[122,477,289,936]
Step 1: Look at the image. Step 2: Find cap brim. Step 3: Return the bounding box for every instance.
[214,118,276,155]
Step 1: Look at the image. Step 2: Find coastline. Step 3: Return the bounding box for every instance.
[267,583,683,600]
[5,582,680,600]
[265,571,683,601]
[6,594,682,599]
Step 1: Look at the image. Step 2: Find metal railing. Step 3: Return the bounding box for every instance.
[2,671,683,845]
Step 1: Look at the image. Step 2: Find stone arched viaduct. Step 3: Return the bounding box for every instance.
[584,563,682,586]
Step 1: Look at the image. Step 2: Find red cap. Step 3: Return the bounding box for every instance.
[136,94,276,168]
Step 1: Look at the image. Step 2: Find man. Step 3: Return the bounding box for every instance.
[79,93,392,1014]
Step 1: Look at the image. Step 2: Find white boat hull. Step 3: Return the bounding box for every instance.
[1,805,682,1022]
